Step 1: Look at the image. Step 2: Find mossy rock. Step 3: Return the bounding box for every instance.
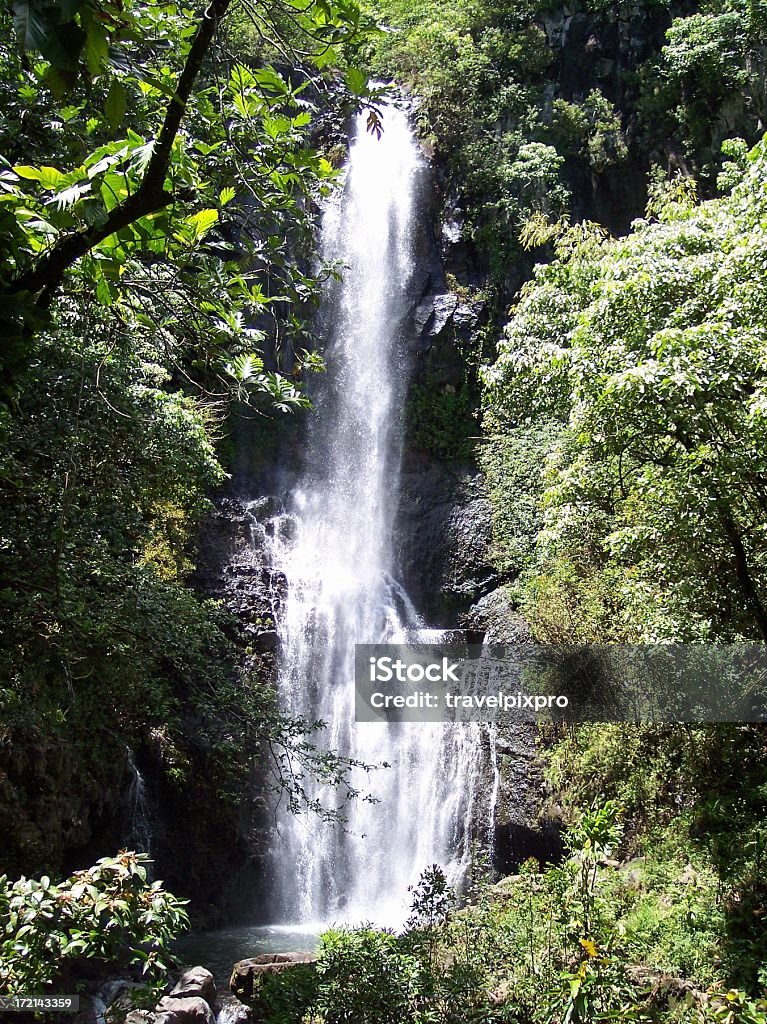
[230,953,318,1021]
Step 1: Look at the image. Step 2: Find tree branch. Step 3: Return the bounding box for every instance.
[10,0,232,303]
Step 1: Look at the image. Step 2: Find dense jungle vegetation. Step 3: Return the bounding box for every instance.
[1,0,767,1020]
[0,0,378,895]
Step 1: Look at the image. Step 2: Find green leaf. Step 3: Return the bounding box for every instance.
[39,166,71,190]
[345,67,368,96]
[13,165,43,181]
[187,208,218,239]
[137,69,181,103]
[101,171,129,211]
[12,1,48,52]
[15,165,72,191]
[84,22,109,75]
[104,80,127,130]
[95,275,116,306]
[219,187,236,206]
[252,66,289,98]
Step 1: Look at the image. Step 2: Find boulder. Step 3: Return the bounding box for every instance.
[230,952,317,1002]
[170,966,216,1005]
[125,1013,155,1024]
[155,996,214,1024]
[230,952,318,1019]
[466,588,532,644]
[413,292,459,346]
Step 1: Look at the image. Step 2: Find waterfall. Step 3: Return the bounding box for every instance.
[124,748,152,857]
[266,106,495,927]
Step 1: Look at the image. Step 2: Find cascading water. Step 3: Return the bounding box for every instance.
[124,748,153,857]
[266,106,496,927]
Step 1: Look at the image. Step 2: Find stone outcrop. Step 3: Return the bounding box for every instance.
[170,966,216,1006]
[230,952,318,1002]
[192,495,286,665]
[410,290,485,388]
[135,496,285,928]
[155,996,215,1024]
[230,953,318,1021]
[468,587,563,872]
[0,733,129,882]
[466,587,532,645]
[396,454,498,625]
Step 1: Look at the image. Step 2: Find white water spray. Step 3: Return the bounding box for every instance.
[124,748,152,857]
[266,107,496,927]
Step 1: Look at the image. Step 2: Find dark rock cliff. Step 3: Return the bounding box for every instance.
[147,497,283,927]
[539,2,680,234]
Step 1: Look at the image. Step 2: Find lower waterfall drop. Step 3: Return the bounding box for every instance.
[267,105,496,927]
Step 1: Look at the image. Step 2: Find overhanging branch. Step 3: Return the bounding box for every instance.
[10,0,232,303]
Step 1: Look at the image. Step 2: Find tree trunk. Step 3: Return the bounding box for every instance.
[721,511,767,644]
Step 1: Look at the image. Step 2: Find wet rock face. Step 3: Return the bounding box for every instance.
[138,495,287,929]
[466,587,533,645]
[540,2,676,236]
[541,3,673,101]
[410,290,486,389]
[466,587,564,872]
[396,454,499,626]
[403,159,489,391]
[192,496,286,664]
[0,733,127,880]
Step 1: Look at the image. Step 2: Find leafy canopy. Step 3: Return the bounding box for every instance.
[483,135,767,643]
[0,0,379,402]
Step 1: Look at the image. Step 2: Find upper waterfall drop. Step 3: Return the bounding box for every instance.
[266,105,495,927]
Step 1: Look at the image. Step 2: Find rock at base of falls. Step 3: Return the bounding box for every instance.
[230,953,318,1018]
[155,995,215,1024]
[125,1013,155,1024]
[466,587,533,645]
[170,966,216,1005]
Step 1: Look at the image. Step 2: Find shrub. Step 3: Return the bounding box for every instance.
[0,852,189,995]
[315,926,421,1024]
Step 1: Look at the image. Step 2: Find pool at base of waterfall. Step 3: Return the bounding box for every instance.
[174,925,322,986]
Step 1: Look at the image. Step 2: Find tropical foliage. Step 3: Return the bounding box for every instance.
[0,853,188,994]
[361,0,766,287]
[483,136,767,644]
[0,0,377,889]
[242,803,767,1023]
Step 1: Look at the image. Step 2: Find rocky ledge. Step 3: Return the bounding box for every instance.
[77,955,320,1024]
